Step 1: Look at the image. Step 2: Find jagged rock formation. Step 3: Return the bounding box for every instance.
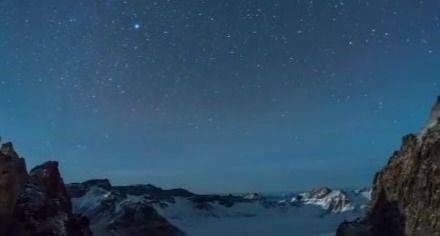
[0,142,28,216]
[0,142,91,236]
[14,161,92,236]
[337,97,440,236]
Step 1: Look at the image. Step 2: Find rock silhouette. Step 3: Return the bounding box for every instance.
[0,143,91,236]
[337,97,440,236]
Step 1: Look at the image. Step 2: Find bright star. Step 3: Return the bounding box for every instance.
[134,23,140,29]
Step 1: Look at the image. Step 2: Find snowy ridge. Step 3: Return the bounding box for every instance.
[243,192,263,201]
[67,180,371,236]
[291,187,355,213]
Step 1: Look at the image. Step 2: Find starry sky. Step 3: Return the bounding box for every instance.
[0,0,439,193]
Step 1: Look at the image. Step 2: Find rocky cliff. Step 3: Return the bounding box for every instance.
[0,142,92,236]
[337,97,440,236]
[0,142,27,216]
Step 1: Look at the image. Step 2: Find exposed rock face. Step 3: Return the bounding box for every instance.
[0,142,28,216]
[337,97,440,236]
[14,161,92,236]
[0,142,91,236]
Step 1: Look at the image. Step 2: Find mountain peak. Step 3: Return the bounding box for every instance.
[30,161,59,172]
[0,142,27,216]
[0,142,19,159]
[294,187,354,213]
[0,144,91,235]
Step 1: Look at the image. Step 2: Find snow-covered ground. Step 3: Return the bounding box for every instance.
[155,198,362,236]
[153,189,369,236]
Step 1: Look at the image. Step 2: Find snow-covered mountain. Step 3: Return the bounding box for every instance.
[290,187,355,213]
[67,179,185,236]
[67,180,371,236]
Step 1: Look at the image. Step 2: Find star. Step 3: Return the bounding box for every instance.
[133,23,141,30]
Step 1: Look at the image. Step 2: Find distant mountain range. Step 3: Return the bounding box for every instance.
[0,140,370,236]
[1,96,440,235]
[67,179,370,236]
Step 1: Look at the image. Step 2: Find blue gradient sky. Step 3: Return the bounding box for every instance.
[0,0,439,193]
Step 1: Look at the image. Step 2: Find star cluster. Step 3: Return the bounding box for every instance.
[0,0,439,192]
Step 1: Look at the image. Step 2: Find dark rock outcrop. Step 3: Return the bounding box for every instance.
[14,161,92,236]
[0,142,28,216]
[337,97,440,236]
[104,203,183,236]
[0,142,91,236]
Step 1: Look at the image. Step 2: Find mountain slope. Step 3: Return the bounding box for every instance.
[67,179,186,236]
[337,96,440,236]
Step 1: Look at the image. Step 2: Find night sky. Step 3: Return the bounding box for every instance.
[0,0,439,193]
